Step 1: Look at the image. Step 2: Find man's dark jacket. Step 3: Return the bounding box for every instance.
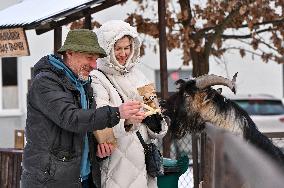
[21,55,120,188]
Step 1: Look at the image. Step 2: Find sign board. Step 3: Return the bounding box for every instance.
[0,28,30,57]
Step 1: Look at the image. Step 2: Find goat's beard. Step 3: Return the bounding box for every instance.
[171,109,206,139]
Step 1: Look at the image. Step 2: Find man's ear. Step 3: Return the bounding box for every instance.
[64,50,74,67]
[65,50,73,57]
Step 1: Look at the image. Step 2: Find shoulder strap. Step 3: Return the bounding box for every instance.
[97,69,124,103]
[136,131,147,148]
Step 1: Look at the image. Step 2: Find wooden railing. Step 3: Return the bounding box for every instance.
[0,148,22,188]
[193,124,284,188]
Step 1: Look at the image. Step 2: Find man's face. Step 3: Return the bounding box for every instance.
[66,51,99,81]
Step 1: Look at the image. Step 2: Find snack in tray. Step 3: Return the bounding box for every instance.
[93,128,117,146]
[137,83,161,116]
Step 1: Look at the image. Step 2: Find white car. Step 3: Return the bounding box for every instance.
[226,94,284,149]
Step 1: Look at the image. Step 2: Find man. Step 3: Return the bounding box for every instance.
[21,29,145,188]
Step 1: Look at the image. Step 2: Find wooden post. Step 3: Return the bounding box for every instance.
[192,133,199,188]
[54,27,62,57]
[200,133,206,182]
[158,0,171,158]
[84,15,92,30]
[158,0,168,100]
[14,130,24,149]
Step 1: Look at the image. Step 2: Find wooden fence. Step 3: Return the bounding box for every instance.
[192,124,284,188]
[0,148,22,188]
[1,125,284,188]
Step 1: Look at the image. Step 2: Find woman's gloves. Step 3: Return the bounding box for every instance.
[142,113,163,133]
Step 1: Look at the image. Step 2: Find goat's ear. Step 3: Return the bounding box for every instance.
[202,95,211,105]
[216,88,222,94]
[202,90,218,105]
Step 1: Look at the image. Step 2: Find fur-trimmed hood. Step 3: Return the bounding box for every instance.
[94,20,141,75]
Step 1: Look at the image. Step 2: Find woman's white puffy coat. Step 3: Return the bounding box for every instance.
[90,20,168,188]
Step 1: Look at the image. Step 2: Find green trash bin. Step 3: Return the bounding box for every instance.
[157,155,189,188]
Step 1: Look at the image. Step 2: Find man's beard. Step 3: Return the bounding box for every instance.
[78,65,91,81]
[78,71,89,81]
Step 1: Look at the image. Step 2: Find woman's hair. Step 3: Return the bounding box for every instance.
[114,35,133,48]
[123,35,133,42]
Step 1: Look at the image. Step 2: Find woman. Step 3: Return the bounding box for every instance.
[90,20,168,188]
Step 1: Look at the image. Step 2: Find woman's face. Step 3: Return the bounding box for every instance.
[114,36,132,65]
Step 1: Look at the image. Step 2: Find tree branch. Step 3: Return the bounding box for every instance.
[231,39,278,55]
[178,0,194,31]
[256,36,279,53]
[203,0,256,59]
[197,17,284,37]
[221,27,274,39]
[237,18,284,29]
[204,9,239,57]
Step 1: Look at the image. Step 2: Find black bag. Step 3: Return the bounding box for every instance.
[136,131,164,177]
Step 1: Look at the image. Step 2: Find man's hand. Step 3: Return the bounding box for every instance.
[119,101,145,122]
[96,143,114,158]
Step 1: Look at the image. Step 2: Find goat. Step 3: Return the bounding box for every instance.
[163,73,284,165]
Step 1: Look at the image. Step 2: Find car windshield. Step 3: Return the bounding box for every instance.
[234,100,284,115]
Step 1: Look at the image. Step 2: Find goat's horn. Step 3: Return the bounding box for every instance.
[195,72,238,94]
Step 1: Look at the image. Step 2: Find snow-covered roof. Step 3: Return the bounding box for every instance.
[0,0,106,29]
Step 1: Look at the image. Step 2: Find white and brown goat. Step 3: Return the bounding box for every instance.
[163,73,284,165]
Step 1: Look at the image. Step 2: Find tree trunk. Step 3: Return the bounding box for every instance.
[191,50,209,77]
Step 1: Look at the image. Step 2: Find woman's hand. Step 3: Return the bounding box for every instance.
[96,143,115,158]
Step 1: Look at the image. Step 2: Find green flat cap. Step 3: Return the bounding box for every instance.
[58,29,106,57]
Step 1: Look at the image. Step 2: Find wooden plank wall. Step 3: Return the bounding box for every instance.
[0,149,23,188]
